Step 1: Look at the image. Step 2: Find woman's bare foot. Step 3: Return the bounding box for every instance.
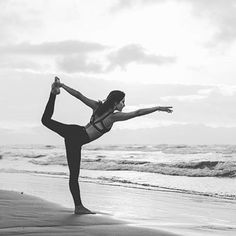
[54,76,61,87]
[74,205,95,215]
[51,77,60,95]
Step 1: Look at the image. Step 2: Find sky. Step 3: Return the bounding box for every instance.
[1,0,236,145]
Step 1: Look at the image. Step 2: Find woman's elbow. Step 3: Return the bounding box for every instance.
[41,116,46,125]
[41,115,48,126]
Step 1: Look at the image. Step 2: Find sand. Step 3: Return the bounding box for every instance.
[0,172,236,236]
[0,190,178,236]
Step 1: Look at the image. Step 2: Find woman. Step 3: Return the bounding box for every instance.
[41,77,173,214]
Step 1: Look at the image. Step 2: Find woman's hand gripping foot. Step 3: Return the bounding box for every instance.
[51,76,61,95]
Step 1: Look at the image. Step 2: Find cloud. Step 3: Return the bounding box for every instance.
[0,41,175,73]
[161,95,207,102]
[56,54,104,73]
[183,0,236,46]
[107,44,176,70]
[57,44,176,73]
[0,40,107,55]
[0,0,42,43]
[159,85,236,127]
[115,117,187,130]
[216,85,236,96]
[110,0,163,12]
[160,85,236,103]
[110,0,133,12]
[0,56,42,71]
[0,121,39,132]
[110,0,236,46]
[0,40,107,73]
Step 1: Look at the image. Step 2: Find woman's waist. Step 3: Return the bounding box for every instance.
[84,123,105,142]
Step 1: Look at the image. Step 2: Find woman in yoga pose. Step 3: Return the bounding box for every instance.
[41,77,173,214]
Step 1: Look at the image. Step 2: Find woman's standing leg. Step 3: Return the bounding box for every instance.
[65,138,94,214]
[65,139,82,206]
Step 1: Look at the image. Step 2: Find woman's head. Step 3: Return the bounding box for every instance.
[96,90,125,115]
[106,90,125,110]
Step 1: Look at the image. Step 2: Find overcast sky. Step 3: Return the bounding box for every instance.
[1,0,236,145]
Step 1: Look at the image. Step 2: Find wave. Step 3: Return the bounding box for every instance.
[30,155,66,166]
[84,159,236,178]
[28,154,236,178]
[168,161,236,177]
[2,144,236,178]
[44,145,57,149]
[96,176,236,200]
[175,161,221,169]
[1,168,235,200]
[0,168,68,177]
[84,144,236,154]
[23,154,46,159]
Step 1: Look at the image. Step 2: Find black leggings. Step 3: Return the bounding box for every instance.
[41,93,90,206]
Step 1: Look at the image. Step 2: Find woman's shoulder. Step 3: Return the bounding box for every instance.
[110,111,122,120]
[92,100,103,112]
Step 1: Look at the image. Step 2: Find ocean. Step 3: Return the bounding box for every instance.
[0,144,236,200]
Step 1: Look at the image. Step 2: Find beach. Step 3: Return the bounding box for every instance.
[1,189,175,236]
[2,0,236,234]
[1,144,236,235]
[1,189,174,236]
[0,172,236,236]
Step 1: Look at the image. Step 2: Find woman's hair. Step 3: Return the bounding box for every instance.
[95,90,125,116]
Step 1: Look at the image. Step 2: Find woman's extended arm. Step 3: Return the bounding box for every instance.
[112,106,173,122]
[60,83,99,110]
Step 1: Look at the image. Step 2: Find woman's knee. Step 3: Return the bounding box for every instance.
[41,116,46,125]
[41,115,50,127]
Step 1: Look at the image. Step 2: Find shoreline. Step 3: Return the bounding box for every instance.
[1,172,236,235]
[1,189,176,236]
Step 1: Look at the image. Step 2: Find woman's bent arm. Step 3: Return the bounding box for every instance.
[61,83,99,110]
[113,106,173,122]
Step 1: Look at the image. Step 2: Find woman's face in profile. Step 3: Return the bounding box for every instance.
[116,98,125,111]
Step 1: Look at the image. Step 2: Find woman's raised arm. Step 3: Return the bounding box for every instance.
[60,82,99,110]
[112,106,173,122]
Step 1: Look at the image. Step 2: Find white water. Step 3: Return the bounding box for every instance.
[0,144,236,199]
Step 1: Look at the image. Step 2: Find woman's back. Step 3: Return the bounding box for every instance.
[85,108,114,141]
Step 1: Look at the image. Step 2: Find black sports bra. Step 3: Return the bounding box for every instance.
[90,110,112,134]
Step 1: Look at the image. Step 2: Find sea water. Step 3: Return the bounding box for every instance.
[0,144,235,200]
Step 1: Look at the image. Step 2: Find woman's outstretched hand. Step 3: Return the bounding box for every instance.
[158,106,173,113]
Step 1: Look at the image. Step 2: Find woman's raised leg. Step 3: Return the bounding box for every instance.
[41,85,69,138]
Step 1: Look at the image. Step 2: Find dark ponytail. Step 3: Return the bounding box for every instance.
[95,90,125,116]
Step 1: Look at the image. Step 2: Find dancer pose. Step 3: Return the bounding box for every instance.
[41,77,173,214]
